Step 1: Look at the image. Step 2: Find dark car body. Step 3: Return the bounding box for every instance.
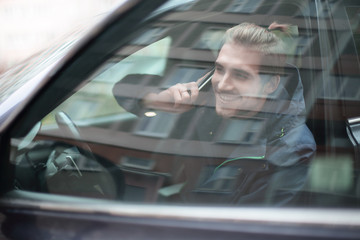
[1,0,360,239]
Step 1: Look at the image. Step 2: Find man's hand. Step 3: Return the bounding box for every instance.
[143,82,199,113]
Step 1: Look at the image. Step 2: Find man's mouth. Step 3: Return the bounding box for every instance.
[216,91,241,102]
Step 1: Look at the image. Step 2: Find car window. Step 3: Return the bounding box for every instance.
[8,0,360,207]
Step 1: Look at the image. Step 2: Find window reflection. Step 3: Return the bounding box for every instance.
[217,119,265,145]
[131,27,168,45]
[193,28,226,51]
[135,112,178,138]
[163,66,208,87]
[225,0,264,13]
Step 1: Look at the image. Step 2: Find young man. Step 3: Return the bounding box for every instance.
[114,22,316,205]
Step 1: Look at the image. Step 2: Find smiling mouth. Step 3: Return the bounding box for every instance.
[216,92,241,102]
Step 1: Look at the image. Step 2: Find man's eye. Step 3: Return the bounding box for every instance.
[215,66,224,74]
[234,73,248,80]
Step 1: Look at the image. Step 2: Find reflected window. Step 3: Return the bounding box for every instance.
[217,119,265,145]
[293,36,313,56]
[162,66,208,87]
[225,0,264,13]
[134,112,178,138]
[193,28,226,51]
[131,27,168,45]
[321,76,360,100]
[300,0,338,18]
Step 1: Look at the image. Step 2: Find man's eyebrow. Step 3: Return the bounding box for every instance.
[215,62,252,78]
[233,68,250,78]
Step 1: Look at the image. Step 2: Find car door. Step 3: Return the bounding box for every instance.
[1,0,360,239]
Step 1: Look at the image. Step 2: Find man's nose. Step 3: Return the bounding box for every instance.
[217,73,234,91]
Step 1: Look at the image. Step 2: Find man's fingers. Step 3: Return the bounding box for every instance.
[188,82,199,102]
[168,82,199,107]
[173,88,183,105]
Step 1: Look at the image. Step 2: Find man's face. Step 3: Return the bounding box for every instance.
[212,42,273,118]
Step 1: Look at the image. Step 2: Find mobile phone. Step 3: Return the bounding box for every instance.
[198,68,215,90]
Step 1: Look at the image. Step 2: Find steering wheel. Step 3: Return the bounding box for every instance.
[55,111,84,141]
[41,111,125,199]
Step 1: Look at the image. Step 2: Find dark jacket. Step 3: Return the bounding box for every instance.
[178,73,316,206]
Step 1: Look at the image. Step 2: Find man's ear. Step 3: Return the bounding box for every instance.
[263,75,280,94]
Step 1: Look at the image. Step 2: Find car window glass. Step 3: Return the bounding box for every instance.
[9,0,360,208]
[42,37,171,124]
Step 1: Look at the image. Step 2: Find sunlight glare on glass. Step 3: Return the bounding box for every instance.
[145,111,157,117]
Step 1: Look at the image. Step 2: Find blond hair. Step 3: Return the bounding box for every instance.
[223,22,286,75]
